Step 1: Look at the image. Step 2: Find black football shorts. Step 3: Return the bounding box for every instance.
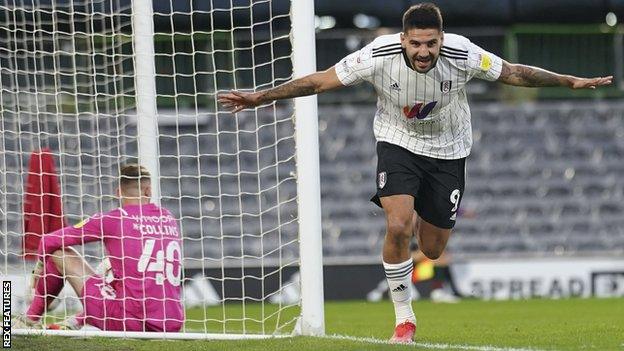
[371,141,466,229]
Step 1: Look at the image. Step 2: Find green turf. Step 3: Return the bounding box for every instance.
[12,298,624,351]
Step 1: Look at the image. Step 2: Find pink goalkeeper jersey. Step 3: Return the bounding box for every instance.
[38,203,184,329]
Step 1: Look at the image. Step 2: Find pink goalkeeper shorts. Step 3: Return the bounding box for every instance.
[81,275,183,332]
[81,275,144,331]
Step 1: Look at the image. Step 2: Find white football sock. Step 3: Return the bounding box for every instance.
[383,258,416,326]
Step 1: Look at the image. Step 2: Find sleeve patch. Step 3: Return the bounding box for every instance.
[479,53,492,71]
[73,219,88,228]
[341,59,350,73]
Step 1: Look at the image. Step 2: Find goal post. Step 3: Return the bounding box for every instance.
[133,0,161,206]
[1,0,324,339]
[291,0,325,337]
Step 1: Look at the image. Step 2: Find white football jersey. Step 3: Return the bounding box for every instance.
[335,33,503,159]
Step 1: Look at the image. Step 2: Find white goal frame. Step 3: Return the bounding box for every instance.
[9,0,324,340]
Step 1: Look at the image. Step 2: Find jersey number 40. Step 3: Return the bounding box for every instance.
[138,239,182,286]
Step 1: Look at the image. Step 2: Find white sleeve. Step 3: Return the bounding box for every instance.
[465,41,503,81]
[334,43,374,86]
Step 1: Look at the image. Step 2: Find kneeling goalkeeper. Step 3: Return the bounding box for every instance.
[15,164,184,332]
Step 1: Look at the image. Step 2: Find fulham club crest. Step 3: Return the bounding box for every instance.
[378,171,387,189]
[440,80,452,94]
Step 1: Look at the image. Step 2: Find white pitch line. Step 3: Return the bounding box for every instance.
[324,334,544,351]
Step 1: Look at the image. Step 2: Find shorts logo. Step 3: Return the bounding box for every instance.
[449,189,461,221]
[440,80,452,93]
[96,282,117,299]
[378,172,387,189]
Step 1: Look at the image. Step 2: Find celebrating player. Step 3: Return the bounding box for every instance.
[218,2,612,343]
[14,164,184,332]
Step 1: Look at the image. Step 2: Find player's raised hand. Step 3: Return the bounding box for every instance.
[569,75,613,89]
[217,91,262,113]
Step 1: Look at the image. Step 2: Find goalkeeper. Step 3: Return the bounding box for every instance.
[15,164,184,332]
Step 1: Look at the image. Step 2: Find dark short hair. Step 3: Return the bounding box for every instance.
[402,3,443,32]
[119,163,150,190]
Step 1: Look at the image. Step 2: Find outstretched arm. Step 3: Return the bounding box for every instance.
[37,215,105,259]
[218,66,345,113]
[497,60,612,89]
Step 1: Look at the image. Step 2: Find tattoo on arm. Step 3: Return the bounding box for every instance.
[499,63,571,88]
[258,77,319,103]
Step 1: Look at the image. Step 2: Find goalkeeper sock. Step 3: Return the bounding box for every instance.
[26,258,64,321]
[383,258,416,326]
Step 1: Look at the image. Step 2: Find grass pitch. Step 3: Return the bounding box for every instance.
[12,297,624,351]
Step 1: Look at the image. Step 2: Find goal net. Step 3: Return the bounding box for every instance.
[1,0,323,339]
